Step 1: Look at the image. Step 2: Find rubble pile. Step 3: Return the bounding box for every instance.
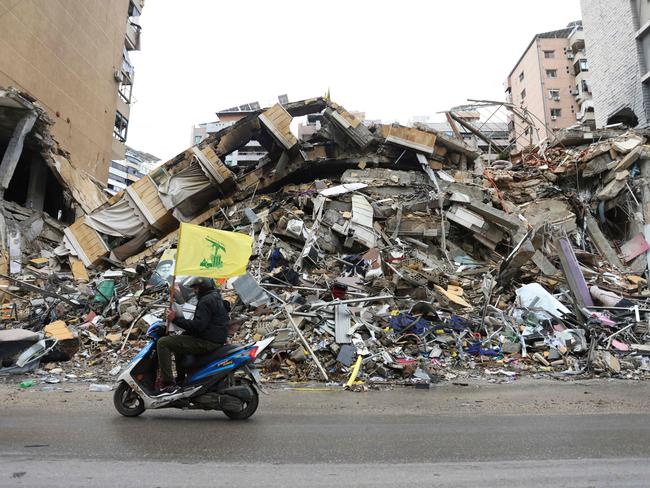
[3,97,650,389]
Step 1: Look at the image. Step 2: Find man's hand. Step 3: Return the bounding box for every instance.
[166,309,177,322]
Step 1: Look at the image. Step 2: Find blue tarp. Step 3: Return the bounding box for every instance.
[389,314,431,335]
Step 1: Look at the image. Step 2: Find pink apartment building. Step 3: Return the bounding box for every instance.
[505,21,594,150]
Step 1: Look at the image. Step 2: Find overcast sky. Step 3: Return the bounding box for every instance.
[127,0,582,161]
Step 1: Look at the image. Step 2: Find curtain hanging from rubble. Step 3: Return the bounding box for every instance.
[84,197,146,238]
[158,159,212,212]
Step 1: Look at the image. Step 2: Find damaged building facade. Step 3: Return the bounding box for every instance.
[0,88,109,276]
[0,0,147,273]
[0,0,146,181]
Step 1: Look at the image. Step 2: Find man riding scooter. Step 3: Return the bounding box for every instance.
[157,277,230,395]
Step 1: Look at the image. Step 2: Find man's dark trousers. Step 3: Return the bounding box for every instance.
[157,335,221,385]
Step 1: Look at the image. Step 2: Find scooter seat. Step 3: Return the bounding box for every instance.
[177,344,247,370]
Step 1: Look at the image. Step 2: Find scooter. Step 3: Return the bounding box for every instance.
[113,321,273,419]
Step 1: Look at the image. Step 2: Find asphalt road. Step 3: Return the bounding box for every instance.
[2,383,650,487]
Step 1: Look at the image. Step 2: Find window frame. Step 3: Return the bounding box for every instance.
[113,111,129,142]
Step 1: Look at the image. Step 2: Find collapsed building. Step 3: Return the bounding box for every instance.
[0,88,107,276]
[3,94,650,386]
[62,97,477,267]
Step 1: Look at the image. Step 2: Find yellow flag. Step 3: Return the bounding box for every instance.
[174,223,252,279]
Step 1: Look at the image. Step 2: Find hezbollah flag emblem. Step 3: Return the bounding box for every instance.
[174,223,253,279]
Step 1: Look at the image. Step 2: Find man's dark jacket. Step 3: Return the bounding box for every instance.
[173,289,229,344]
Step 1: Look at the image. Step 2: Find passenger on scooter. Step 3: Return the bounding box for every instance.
[157,277,230,395]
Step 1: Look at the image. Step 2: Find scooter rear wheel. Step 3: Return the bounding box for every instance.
[222,380,259,420]
[114,381,145,417]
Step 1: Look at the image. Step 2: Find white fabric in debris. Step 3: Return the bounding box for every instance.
[516,283,570,318]
[84,197,146,237]
[319,183,367,197]
[158,159,212,210]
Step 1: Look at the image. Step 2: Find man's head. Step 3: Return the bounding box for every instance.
[187,276,215,295]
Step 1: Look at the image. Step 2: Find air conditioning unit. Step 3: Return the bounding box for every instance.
[570,89,579,96]
[552,96,560,101]
[551,116,558,121]
[113,69,124,83]
[567,53,575,59]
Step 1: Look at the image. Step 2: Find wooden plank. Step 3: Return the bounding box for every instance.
[127,176,171,227]
[142,193,161,205]
[330,103,361,128]
[44,320,74,340]
[259,104,298,150]
[192,146,233,185]
[107,191,124,206]
[380,124,436,154]
[65,220,109,267]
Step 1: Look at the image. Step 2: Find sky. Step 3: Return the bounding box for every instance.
[127,0,582,162]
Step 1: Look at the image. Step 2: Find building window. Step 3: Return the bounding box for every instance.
[519,71,525,82]
[579,59,589,71]
[113,111,128,142]
[118,82,132,103]
[128,1,141,19]
[108,174,128,184]
[543,50,555,59]
[549,89,561,101]
[194,135,202,145]
[111,161,127,173]
[551,108,562,118]
[520,88,526,100]
[581,80,590,92]
[546,69,557,78]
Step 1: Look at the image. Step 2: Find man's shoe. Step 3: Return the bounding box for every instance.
[155,384,181,396]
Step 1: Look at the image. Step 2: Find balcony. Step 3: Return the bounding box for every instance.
[121,55,134,83]
[125,20,142,51]
[582,111,596,125]
[573,56,589,76]
[116,96,130,121]
[575,71,591,101]
[569,29,586,53]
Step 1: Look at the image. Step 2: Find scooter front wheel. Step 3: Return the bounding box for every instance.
[113,381,145,417]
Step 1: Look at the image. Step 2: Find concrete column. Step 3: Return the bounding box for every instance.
[0,110,37,197]
[25,158,47,212]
